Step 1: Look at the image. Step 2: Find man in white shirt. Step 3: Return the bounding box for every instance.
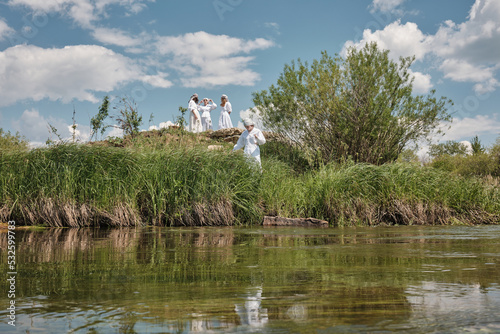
[233,118,266,168]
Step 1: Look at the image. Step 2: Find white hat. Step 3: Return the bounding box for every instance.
[221,94,228,99]
[243,118,254,126]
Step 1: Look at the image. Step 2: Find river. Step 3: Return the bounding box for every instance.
[1,226,500,333]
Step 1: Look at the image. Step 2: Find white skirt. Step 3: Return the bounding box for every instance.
[218,111,233,129]
[189,109,202,133]
[201,116,213,131]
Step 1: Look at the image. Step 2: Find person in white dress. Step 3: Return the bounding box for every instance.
[199,98,217,131]
[188,93,202,133]
[218,94,233,129]
[233,118,266,168]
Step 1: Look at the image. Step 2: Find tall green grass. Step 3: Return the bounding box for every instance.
[0,144,261,226]
[1,143,499,227]
[261,160,500,226]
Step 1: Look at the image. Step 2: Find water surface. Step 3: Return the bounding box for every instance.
[1,226,500,333]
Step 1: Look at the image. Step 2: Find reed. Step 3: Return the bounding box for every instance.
[1,143,498,227]
[261,160,500,226]
[0,144,261,226]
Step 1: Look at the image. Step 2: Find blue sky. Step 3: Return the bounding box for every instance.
[0,0,499,149]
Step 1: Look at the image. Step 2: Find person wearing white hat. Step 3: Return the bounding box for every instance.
[188,93,202,133]
[233,118,266,168]
[199,98,217,131]
[219,94,233,129]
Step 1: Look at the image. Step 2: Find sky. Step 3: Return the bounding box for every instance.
[0,0,500,149]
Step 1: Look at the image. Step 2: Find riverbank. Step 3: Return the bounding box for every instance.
[1,130,499,227]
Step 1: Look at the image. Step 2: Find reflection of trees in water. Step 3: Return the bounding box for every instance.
[1,228,139,263]
[1,227,500,333]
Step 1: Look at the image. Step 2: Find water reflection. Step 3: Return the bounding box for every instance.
[0,226,499,333]
[235,287,268,329]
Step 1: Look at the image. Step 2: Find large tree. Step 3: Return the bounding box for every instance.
[252,42,452,164]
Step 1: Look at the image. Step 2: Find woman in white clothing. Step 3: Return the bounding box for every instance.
[219,94,233,129]
[233,118,266,168]
[188,94,202,133]
[199,98,217,131]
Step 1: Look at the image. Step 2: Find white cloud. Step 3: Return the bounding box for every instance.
[11,109,90,143]
[91,27,143,47]
[156,31,275,88]
[437,114,500,142]
[0,19,14,40]
[439,58,495,82]
[107,126,124,138]
[409,69,433,93]
[149,121,175,131]
[345,0,500,94]
[0,44,170,107]
[343,20,430,61]
[140,72,173,89]
[418,115,500,161]
[7,0,153,28]
[370,0,406,13]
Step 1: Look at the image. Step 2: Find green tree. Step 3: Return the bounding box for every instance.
[0,129,29,152]
[252,42,452,165]
[91,95,110,141]
[112,97,143,138]
[428,140,469,158]
[470,135,484,155]
[176,106,188,132]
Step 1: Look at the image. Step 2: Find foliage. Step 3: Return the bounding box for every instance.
[112,97,143,138]
[91,95,110,141]
[491,138,500,176]
[429,140,469,158]
[260,140,312,173]
[90,96,145,140]
[429,136,500,177]
[176,106,188,131]
[397,148,420,164]
[253,42,452,165]
[0,128,29,152]
[470,135,485,155]
[46,123,64,146]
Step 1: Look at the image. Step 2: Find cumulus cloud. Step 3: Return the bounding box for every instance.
[11,109,90,144]
[155,31,275,88]
[409,70,433,93]
[107,126,124,138]
[0,44,171,106]
[7,0,153,28]
[417,114,500,160]
[148,121,175,131]
[0,19,14,40]
[345,0,500,94]
[343,20,430,61]
[438,114,500,142]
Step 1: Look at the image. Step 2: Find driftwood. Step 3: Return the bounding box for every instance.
[263,216,329,227]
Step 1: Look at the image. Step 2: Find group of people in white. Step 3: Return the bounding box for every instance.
[188,93,233,132]
[187,93,266,168]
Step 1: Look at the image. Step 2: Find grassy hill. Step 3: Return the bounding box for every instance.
[1,127,499,227]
